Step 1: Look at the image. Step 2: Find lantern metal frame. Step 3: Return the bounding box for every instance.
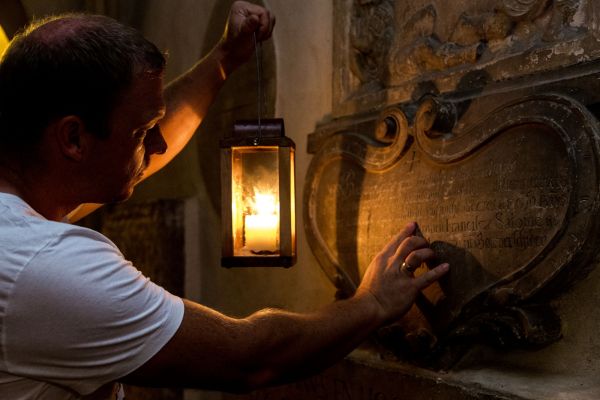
[220,118,296,268]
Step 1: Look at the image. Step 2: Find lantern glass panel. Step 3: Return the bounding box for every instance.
[290,149,296,254]
[231,146,280,256]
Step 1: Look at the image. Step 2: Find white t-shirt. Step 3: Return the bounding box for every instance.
[0,193,185,399]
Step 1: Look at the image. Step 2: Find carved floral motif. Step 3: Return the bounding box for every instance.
[502,0,550,19]
[543,0,583,41]
[349,0,584,88]
[349,0,395,87]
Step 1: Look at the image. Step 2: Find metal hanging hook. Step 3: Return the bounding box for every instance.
[253,31,262,146]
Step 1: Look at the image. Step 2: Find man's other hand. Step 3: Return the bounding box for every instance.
[355,222,450,324]
[218,1,276,76]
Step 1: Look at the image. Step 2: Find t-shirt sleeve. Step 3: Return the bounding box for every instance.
[3,227,184,395]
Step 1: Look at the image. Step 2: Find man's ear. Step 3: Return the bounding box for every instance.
[53,115,89,161]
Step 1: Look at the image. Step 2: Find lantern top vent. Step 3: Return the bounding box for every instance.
[220,118,295,148]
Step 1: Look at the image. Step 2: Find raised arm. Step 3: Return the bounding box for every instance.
[68,1,275,222]
[122,222,450,392]
[144,0,275,177]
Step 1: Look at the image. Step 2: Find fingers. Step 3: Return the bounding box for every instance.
[379,222,416,259]
[413,263,450,290]
[233,1,275,41]
[240,14,260,34]
[256,8,275,40]
[374,221,449,281]
[392,235,428,261]
[401,248,434,273]
[387,224,442,279]
[358,222,449,322]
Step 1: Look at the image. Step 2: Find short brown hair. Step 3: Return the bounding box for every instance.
[0,13,166,156]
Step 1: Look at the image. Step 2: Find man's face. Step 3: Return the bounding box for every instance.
[86,73,166,203]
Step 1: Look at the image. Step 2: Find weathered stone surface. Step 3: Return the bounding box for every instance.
[334,0,596,117]
[309,3,600,376]
[305,83,600,366]
[223,351,526,400]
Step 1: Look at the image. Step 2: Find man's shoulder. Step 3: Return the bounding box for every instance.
[0,193,113,243]
[0,204,117,256]
[0,194,123,280]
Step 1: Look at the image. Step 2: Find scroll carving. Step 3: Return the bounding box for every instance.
[304,93,600,368]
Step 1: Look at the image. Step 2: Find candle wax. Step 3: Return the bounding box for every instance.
[245,214,278,252]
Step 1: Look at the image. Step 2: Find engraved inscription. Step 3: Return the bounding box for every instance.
[315,124,569,310]
[306,94,600,361]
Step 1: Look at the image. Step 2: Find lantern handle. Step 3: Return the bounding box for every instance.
[253,31,263,145]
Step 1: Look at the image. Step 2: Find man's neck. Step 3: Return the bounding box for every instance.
[0,171,78,221]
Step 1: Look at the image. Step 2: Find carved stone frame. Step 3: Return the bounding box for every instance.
[305,57,600,366]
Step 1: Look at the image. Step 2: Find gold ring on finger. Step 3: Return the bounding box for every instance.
[401,261,418,273]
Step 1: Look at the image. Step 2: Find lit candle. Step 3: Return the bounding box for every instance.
[244,191,279,253]
[245,214,278,252]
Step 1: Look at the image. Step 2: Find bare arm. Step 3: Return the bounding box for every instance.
[142,0,275,177]
[122,222,449,392]
[67,1,275,222]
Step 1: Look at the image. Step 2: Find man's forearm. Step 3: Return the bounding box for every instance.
[123,294,385,392]
[144,45,228,177]
[67,2,275,222]
[238,291,385,388]
[124,223,449,391]
[143,0,274,179]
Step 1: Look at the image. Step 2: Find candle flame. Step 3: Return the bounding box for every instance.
[247,189,279,217]
[253,192,278,215]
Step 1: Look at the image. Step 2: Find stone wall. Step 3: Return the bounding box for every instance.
[294,1,600,399]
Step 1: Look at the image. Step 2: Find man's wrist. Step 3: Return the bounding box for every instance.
[211,37,241,82]
[352,288,388,329]
[210,42,229,83]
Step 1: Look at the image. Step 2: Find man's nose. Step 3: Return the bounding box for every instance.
[144,124,168,155]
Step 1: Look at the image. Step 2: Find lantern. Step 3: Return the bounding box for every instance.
[220,118,296,267]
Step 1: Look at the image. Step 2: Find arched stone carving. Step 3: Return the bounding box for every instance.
[304,92,600,367]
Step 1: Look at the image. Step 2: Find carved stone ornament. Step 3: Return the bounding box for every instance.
[337,0,590,117]
[349,0,395,87]
[304,92,600,368]
[355,0,584,85]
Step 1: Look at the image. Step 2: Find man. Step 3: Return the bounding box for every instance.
[0,2,449,399]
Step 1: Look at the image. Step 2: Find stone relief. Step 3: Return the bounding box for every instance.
[388,4,486,86]
[349,0,395,89]
[304,91,600,368]
[544,0,583,41]
[316,0,600,372]
[348,0,584,88]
